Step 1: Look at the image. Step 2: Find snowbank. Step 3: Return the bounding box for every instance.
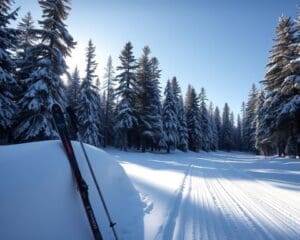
[0,140,144,240]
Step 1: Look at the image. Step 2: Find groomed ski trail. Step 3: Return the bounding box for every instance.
[115,150,300,240]
[167,154,300,240]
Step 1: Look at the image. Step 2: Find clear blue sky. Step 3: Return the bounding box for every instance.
[14,0,298,116]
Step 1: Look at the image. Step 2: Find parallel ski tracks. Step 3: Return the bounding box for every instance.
[158,156,300,240]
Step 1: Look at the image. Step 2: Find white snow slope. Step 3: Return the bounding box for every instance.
[111,149,300,240]
[0,141,143,240]
[1,142,300,240]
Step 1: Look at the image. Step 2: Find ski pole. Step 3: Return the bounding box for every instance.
[52,104,103,240]
[66,106,119,240]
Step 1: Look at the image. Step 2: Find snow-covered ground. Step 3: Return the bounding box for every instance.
[1,141,300,240]
[111,149,300,240]
[0,141,143,240]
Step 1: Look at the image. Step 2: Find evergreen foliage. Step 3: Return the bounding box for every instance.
[67,66,80,108]
[199,88,211,151]
[103,56,116,147]
[177,96,189,152]
[221,103,233,151]
[185,85,202,152]
[14,0,75,141]
[257,15,300,156]
[0,0,18,143]
[162,80,178,153]
[76,40,102,147]
[115,42,138,151]
[243,84,258,152]
[136,46,159,151]
[214,106,222,149]
[209,102,218,151]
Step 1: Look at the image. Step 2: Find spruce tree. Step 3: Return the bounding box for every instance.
[255,91,272,155]
[171,76,181,103]
[274,13,300,157]
[149,57,164,150]
[76,40,102,147]
[209,102,218,151]
[199,87,211,151]
[14,0,75,141]
[16,12,36,87]
[244,84,258,152]
[0,0,19,143]
[240,102,246,150]
[67,66,80,108]
[229,111,236,150]
[171,76,187,151]
[214,106,222,149]
[177,96,188,152]
[136,46,156,151]
[261,16,297,156]
[162,80,178,153]
[115,42,138,151]
[103,56,116,147]
[185,85,202,151]
[221,103,233,151]
[236,114,243,151]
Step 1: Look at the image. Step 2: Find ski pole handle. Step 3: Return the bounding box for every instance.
[66,106,79,133]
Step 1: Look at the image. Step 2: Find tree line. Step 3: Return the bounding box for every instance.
[0,0,299,156]
[243,14,300,157]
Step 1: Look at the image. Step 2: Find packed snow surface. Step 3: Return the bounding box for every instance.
[0,141,143,240]
[112,149,300,240]
[1,142,300,240]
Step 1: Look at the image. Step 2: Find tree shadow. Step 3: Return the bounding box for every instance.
[115,150,300,193]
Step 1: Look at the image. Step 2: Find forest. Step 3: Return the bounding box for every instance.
[0,0,299,157]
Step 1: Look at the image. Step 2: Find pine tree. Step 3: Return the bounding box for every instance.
[199,87,211,151]
[171,76,186,151]
[162,80,178,153]
[261,16,297,156]
[149,57,164,150]
[115,42,138,151]
[185,85,202,151]
[240,101,246,150]
[103,56,116,147]
[14,12,37,142]
[67,66,80,108]
[209,102,218,151]
[244,84,258,152]
[255,91,273,155]
[16,12,36,87]
[136,46,157,151]
[236,114,243,151]
[76,40,102,147]
[14,0,75,141]
[171,76,181,103]
[177,96,188,152]
[221,103,233,151]
[0,0,19,143]
[214,106,222,149]
[229,111,236,150]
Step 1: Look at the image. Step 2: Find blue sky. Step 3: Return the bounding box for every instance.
[15,0,298,116]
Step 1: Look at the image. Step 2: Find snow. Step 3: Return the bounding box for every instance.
[112,150,300,240]
[0,141,143,240]
[1,142,300,240]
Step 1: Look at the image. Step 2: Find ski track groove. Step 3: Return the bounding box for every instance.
[211,157,300,240]
[222,177,300,239]
[158,162,193,240]
[226,161,300,219]
[151,154,300,240]
[221,160,300,238]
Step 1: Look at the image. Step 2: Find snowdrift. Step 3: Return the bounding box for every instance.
[0,140,144,240]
